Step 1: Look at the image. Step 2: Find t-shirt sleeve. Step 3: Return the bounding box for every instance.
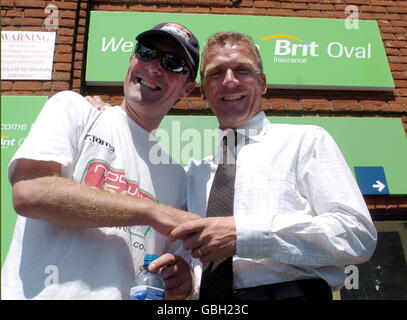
[8,91,96,182]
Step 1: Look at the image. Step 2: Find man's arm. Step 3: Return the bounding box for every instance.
[12,158,200,235]
[233,127,377,266]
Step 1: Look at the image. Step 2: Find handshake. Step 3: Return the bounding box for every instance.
[151,204,236,263]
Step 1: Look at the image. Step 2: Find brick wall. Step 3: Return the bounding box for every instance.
[1,0,88,95]
[1,0,407,217]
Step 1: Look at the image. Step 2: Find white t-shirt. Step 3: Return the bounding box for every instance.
[2,91,188,300]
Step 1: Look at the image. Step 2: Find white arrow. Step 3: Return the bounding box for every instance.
[372,180,386,192]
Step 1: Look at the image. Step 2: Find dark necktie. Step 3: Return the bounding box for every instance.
[199,130,238,300]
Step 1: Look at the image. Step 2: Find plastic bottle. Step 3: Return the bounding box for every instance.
[130,254,165,300]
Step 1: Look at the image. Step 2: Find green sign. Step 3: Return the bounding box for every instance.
[86,12,394,90]
[1,96,47,267]
[158,116,407,195]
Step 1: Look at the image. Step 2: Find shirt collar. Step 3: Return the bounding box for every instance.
[217,111,269,144]
[213,111,269,163]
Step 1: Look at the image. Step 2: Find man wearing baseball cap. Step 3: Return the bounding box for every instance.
[2,23,201,300]
[136,22,199,79]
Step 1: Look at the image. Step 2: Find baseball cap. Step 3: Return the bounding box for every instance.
[136,22,200,79]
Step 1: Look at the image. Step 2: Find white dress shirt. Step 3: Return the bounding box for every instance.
[186,111,377,291]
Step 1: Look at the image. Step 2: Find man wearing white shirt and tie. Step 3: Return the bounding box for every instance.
[170,31,377,300]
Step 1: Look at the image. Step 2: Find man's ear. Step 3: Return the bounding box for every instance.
[261,73,267,95]
[180,80,196,98]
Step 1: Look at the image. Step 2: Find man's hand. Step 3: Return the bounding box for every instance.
[85,95,111,111]
[149,203,201,237]
[148,254,194,300]
[169,217,237,263]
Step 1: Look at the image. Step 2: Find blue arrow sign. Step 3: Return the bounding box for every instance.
[354,166,389,195]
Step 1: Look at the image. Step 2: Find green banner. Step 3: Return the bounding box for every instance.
[86,12,394,90]
[158,115,407,195]
[1,96,47,267]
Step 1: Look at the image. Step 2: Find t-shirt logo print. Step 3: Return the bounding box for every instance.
[81,160,157,202]
[161,23,191,42]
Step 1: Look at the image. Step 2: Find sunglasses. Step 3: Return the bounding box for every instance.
[134,42,191,76]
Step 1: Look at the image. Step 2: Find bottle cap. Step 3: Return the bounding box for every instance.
[143,254,158,268]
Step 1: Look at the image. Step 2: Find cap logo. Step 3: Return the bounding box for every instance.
[161,23,191,42]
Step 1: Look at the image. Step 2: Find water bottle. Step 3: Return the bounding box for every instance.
[130,254,165,300]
